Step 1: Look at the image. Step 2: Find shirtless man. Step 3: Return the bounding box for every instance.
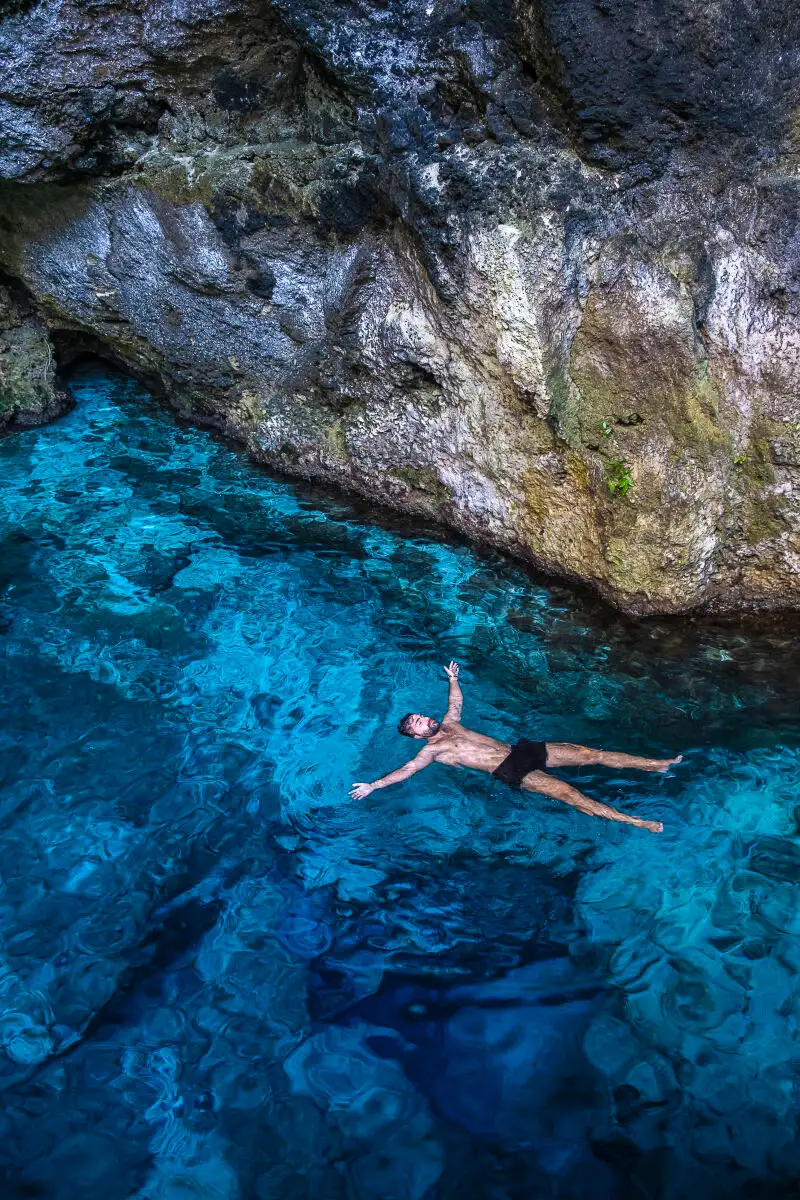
[350,661,681,832]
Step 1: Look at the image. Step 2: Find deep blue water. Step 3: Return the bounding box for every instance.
[1,364,800,1199]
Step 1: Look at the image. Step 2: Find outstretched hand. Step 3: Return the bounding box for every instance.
[350,782,374,800]
[444,660,459,680]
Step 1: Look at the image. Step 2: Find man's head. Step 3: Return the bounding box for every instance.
[398,713,441,739]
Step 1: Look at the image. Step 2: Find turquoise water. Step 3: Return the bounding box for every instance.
[1,364,800,1199]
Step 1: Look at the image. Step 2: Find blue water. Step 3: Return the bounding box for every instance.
[1,364,799,1199]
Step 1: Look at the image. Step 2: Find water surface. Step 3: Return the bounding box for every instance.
[1,365,799,1199]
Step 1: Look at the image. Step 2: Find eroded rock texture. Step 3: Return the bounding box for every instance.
[0,274,72,429]
[1,0,800,613]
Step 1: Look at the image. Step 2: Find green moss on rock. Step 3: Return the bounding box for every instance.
[0,316,66,430]
[734,426,784,546]
[132,150,255,211]
[327,419,349,461]
[388,466,452,504]
[568,271,728,462]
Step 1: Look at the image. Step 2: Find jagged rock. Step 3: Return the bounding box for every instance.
[1,0,800,614]
[0,277,72,430]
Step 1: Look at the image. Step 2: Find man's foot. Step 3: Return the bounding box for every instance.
[632,817,664,832]
[654,754,683,773]
[628,818,664,833]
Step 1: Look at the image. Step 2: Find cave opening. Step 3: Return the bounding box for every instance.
[50,328,168,404]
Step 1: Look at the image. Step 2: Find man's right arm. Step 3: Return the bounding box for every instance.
[350,747,434,800]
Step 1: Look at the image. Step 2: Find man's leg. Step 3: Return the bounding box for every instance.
[520,770,663,833]
[546,742,682,773]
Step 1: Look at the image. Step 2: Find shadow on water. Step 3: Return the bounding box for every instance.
[0,359,798,1198]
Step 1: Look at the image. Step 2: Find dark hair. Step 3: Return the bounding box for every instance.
[397,713,416,737]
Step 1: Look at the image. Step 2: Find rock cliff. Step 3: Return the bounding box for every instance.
[1,0,800,614]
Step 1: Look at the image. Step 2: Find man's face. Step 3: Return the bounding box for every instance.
[409,714,440,738]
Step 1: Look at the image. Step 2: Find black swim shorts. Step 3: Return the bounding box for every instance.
[492,738,548,788]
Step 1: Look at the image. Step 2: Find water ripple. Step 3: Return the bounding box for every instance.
[0,364,799,1197]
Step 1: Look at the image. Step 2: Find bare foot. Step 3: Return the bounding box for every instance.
[655,754,683,773]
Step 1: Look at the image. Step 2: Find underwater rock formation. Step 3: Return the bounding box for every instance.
[1,0,800,614]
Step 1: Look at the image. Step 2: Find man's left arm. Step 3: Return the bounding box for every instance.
[443,660,463,722]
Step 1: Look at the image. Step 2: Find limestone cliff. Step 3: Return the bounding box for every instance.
[1,0,800,614]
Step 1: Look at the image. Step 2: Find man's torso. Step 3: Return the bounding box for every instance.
[428,722,511,774]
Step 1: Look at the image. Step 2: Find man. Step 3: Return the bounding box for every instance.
[350,661,681,832]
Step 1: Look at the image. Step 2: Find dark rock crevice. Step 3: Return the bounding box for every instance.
[51,330,170,405]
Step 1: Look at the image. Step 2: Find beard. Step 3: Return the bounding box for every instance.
[426,719,441,736]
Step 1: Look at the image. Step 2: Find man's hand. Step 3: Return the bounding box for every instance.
[350,782,374,800]
[443,660,463,721]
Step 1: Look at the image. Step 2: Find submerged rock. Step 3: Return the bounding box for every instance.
[1,0,800,614]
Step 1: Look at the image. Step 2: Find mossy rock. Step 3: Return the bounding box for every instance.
[132,150,255,212]
[567,261,728,460]
[327,419,349,461]
[0,327,68,430]
[388,465,452,504]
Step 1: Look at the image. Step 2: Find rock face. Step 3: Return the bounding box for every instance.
[0,274,72,429]
[1,0,800,614]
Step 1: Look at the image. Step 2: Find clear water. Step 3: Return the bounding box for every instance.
[1,364,800,1200]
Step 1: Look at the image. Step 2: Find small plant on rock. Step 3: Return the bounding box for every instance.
[606,459,634,498]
